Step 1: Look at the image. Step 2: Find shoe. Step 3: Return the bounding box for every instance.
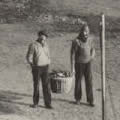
[89,102,95,107]
[46,104,53,109]
[30,104,38,108]
[76,100,80,105]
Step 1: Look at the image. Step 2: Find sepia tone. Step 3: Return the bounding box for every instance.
[0,0,120,120]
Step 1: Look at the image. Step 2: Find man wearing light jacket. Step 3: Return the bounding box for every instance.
[26,31,52,109]
[71,24,95,107]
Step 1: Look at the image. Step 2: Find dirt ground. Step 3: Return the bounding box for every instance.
[0,23,120,120]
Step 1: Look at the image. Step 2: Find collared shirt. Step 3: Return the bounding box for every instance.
[71,37,95,63]
[26,40,50,66]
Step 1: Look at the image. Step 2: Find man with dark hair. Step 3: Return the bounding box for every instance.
[70,24,95,107]
[26,31,52,109]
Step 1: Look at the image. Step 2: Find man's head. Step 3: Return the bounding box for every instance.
[78,24,90,42]
[37,31,48,44]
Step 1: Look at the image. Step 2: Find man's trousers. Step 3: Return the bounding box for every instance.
[74,61,94,103]
[32,65,51,106]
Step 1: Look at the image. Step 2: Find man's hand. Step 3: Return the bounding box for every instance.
[71,72,75,76]
[71,71,75,80]
[91,48,95,60]
[70,68,75,80]
[30,63,33,68]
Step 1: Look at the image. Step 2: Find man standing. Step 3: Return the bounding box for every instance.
[71,24,95,107]
[26,31,52,109]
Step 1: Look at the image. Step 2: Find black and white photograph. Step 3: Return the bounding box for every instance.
[0,0,120,120]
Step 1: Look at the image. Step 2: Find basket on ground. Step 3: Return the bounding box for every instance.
[50,76,73,94]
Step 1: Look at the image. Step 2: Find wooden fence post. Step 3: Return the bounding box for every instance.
[100,13,106,120]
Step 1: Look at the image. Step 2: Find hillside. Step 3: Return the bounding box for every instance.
[0,0,120,20]
[49,0,120,17]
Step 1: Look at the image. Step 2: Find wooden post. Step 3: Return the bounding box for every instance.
[100,13,106,120]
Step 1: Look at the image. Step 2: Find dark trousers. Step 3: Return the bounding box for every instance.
[32,65,51,106]
[74,61,93,103]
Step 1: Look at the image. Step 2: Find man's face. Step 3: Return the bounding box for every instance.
[82,27,89,42]
[38,35,47,44]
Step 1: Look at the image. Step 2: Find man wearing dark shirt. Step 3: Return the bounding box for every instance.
[71,24,95,107]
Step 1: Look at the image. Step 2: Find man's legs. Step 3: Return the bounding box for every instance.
[41,65,52,108]
[84,62,94,106]
[74,63,84,103]
[32,67,40,107]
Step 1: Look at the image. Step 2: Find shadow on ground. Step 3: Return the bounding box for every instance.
[0,90,27,115]
[0,90,82,110]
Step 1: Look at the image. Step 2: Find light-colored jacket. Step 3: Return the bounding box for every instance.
[26,41,50,66]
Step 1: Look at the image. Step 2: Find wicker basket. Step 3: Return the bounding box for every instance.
[50,76,73,94]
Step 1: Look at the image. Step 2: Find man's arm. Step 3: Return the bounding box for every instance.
[46,43,50,60]
[91,48,95,59]
[70,41,76,75]
[90,39,95,59]
[45,43,51,64]
[26,43,34,67]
